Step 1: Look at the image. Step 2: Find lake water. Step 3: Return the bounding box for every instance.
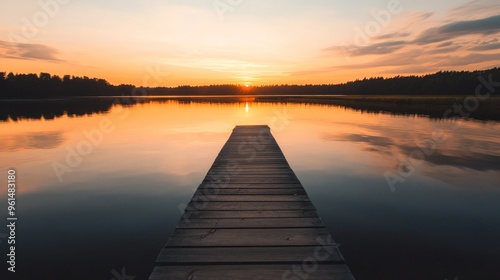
[1,97,499,280]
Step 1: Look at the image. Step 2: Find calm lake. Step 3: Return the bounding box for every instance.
[0,97,499,280]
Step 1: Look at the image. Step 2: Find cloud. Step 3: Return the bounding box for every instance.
[373,32,411,41]
[314,11,500,76]
[398,11,434,31]
[448,0,500,19]
[289,49,424,76]
[352,41,407,56]
[331,14,500,56]
[324,14,500,58]
[0,40,62,61]
[413,15,500,45]
[407,11,435,25]
[470,42,500,51]
[437,41,453,47]
[325,41,407,57]
[424,45,462,55]
[342,49,424,69]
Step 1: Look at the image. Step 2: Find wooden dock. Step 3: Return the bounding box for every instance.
[149,125,355,280]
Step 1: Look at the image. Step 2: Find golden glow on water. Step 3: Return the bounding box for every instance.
[1,100,499,196]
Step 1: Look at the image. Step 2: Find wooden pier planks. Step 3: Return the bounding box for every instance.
[149,125,355,280]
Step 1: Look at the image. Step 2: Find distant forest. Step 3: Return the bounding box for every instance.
[1,68,499,98]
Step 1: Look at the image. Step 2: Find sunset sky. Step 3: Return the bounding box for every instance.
[1,0,500,86]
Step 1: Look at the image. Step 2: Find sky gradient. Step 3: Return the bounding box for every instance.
[1,0,500,86]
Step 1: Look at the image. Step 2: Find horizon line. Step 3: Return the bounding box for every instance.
[1,67,498,88]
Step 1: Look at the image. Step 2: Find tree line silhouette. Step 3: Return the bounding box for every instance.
[0,72,135,98]
[1,68,499,98]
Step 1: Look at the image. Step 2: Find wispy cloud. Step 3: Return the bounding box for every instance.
[0,41,62,61]
[291,49,423,76]
[470,41,500,51]
[372,32,411,41]
[399,11,435,31]
[413,15,500,45]
[328,14,500,58]
[325,41,407,57]
[313,8,500,78]
[424,44,462,55]
[448,0,500,19]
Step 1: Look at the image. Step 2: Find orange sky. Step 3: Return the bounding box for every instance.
[1,0,500,86]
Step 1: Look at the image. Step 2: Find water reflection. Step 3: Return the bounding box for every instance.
[0,99,499,280]
[0,98,122,121]
[330,130,500,172]
[0,131,64,151]
[311,114,500,187]
[2,96,500,122]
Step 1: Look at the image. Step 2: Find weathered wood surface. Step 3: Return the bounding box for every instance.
[150,125,355,280]
[150,265,355,280]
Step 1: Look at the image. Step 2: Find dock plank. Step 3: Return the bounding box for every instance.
[197,183,305,189]
[156,246,343,263]
[150,265,355,280]
[185,201,315,211]
[176,217,325,229]
[190,194,310,202]
[165,228,331,247]
[181,210,320,219]
[194,188,306,195]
